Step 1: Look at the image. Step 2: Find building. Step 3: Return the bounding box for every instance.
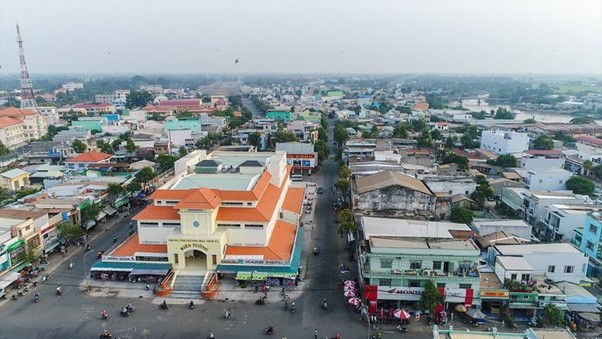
[573,212,602,280]
[423,176,477,197]
[541,204,601,242]
[0,116,26,149]
[91,150,305,295]
[276,142,318,175]
[523,168,572,191]
[72,103,115,115]
[360,216,480,312]
[487,243,589,285]
[286,120,319,143]
[0,169,30,191]
[520,150,565,170]
[157,99,204,114]
[481,130,530,155]
[65,151,113,171]
[266,109,293,122]
[521,190,591,226]
[0,107,48,142]
[471,219,532,240]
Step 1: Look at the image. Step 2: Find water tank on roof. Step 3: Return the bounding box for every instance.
[592,212,601,220]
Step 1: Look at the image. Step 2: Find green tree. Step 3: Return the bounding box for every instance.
[471,175,494,208]
[417,128,434,148]
[494,107,514,119]
[23,247,41,265]
[418,280,444,314]
[583,160,593,171]
[178,146,188,157]
[317,127,328,142]
[543,304,563,326]
[15,187,40,199]
[339,165,351,179]
[273,130,298,143]
[532,135,554,150]
[72,139,87,153]
[125,90,153,109]
[441,151,469,170]
[444,136,456,149]
[57,221,83,243]
[494,154,518,168]
[337,208,354,223]
[338,221,357,234]
[523,118,537,124]
[393,123,409,138]
[80,202,102,228]
[314,140,330,162]
[450,207,475,224]
[106,183,123,205]
[96,140,114,154]
[431,129,443,141]
[410,119,426,132]
[566,176,595,195]
[570,117,595,124]
[135,167,156,190]
[334,126,350,145]
[125,138,138,153]
[336,178,349,192]
[156,154,176,171]
[248,132,261,147]
[126,179,142,194]
[201,96,211,103]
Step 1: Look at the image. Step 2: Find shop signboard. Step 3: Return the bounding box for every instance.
[102,255,135,262]
[0,252,9,271]
[479,290,510,299]
[446,288,474,306]
[286,153,317,169]
[377,286,425,301]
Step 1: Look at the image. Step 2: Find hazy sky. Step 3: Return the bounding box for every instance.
[0,0,600,74]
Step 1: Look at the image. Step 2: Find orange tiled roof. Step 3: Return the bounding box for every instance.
[282,187,305,214]
[110,233,167,256]
[215,171,272,202]
[0,116,23,128]
[217,174,284,222]
[175,188,222,210]
[225,220,296,260]
[65,151,112,163]
[133,205,180,221]
[0,107,37,117]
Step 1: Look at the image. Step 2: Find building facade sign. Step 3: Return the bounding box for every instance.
[377,286,425,301]
[102,255,136,262]
[480,290,510,299]
[221,258,288,266]
[286,154,317,169]
[168,238,221,254]
[0,252,9,271]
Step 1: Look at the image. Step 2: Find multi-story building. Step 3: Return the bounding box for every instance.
[0,107,48,141]
[359,216,481,311]
[286,120,319,143]
[542,204,602,242]
[90,150,305,295]
[65,151,113,171]
[481,130,530,155]
[523,168,572,191]
[72,103,115,115]
[520,150,565,170]
[573,212,602,279]
[0,116,26,149]
[520,190,590,225]
[276,142,318,175]
[0,169,30,191]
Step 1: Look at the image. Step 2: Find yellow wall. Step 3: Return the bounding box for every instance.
[167,231,227,270]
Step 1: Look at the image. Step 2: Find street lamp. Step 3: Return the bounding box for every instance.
[83,248,94,292]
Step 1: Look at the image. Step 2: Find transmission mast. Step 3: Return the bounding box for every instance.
[16,24,38,110]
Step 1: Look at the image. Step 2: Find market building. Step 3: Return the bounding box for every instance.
[90,150,305,296]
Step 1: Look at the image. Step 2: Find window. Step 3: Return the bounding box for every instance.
[538,179,543,183]
[510,273,517,280]
[162,222,181,227]
[432,261,442,270]
[165,200,179,204]
[380,259,393,269]
[436,283,446,288]
[379,279,392,287]
[140,222,159,227]
[459,284,472,289]
[589,224,599,234]
[559,180,563,184]
[547,265,555,273]
[582,264,587,273]
[586,241,595,251]
[521,274,531,282]
[409,280,420,288]
[410,261,422,269]
[218,223,240,228]
[245,224,264,228]
[564,266,574,273]
[222,201,244,206]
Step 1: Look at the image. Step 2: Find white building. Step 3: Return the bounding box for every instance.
[471,219,532,240]
[481,130,530,155]
[523,168,572,191]
[542,204,602,241]
[520,150,565,170]
[36,106,60,125]
[423,176,477,196]
[522,190,592,226]
[488,243,589,285]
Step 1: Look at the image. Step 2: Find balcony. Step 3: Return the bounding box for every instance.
[363,267,480,280]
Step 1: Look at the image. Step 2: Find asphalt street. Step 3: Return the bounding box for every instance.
[0,122,432,338]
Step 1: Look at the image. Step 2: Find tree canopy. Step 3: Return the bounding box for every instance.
[314,140,330,162]
[532,135,554,150]
[450,207,475,224]
[125,90,153,109]
[494,107,514,119]
[566,176,595,195]
[418,280,444,313]
[72,139,87,153]
[492,154,518,168]
[57,221,83,243]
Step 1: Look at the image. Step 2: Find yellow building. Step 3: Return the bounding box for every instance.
[0,169,30,191]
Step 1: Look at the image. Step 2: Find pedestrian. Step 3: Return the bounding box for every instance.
[314,329,318,339]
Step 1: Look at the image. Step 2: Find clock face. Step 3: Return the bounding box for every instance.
[192,221,200,228]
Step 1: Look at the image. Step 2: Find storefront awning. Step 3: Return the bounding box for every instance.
[96,212,107,221]
[130,268,170,276]
[568,303,601,313]
[91,261,171,273]
[0,271,20,290]
[579,312,600,323]
[84,220,96,230]
[218,264,298,277]
[103,206,118,216]
[235,272,269,281]
[11,262,30,273]
[114,197,130,208]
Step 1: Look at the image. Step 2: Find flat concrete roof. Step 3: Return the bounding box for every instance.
[362,216,471,239]
[495,243,581,255]
[496,256,533,271]
[173,173,261,190]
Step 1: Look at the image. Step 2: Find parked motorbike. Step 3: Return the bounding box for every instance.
[120,307,130,317]
[255,296,266,305]
[34,293,39,303]
[189,300,195,309]
[160,301,169,310]
[263,325,274,335]
[322,299,327,310]
[101,311,109,320]
[100,330,112,338]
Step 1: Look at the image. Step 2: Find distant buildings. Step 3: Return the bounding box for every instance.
[0,107,48,149]
[480,130,530,155]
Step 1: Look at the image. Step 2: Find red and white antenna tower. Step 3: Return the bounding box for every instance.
[16,24,38,110]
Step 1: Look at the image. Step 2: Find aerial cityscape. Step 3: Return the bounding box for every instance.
[0,1,601,339]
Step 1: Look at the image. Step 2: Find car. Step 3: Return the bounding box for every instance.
[317,187,324,194]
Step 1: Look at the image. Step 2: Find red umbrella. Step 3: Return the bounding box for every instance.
[344,285,355,292]
[344,290,356,297]
[344,280,355,286]
[348,297,361,306]
[394,309,411,320]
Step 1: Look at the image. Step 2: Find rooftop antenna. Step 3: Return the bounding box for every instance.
[16,24,37,110]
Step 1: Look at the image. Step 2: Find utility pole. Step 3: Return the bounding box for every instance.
[16,24,38,110]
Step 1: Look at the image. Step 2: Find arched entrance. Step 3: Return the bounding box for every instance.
[182,248,207,274]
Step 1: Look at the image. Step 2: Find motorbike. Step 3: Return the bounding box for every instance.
[160,302,169,310]
[55,288,62,296]
[396,325,408,333]
[34,293,39,303]
[189,301,195,309]
[32,281,38,288]
[206,333,215,339]
[313,247,319,255]
[290,302,296,313]
[224,308,231,319]
[126,304,135,312]
[11,294,17,300]
[322,299,327,310]
[255,296,266,305]
[120,307,130,317]
[41,275,49,283]
[263,326,274,335]
[100,330,112,338]
[101,311,109,320]
[69,262,74,269]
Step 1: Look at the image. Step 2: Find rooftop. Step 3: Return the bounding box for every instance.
[65,151,113,163]
[480,272,504,290]
[282,187,304,214]
[496,256,533,271]
[1,168,29,179]
[362,216,472,239]
[133,205,180,221]
[355,170,432,195]
[495,243,582,256]
[172,173,261,190]
[224,220,297,261]
[110,233,168,256]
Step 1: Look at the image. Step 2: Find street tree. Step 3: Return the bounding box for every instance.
[450,207,475,224]
[543,304,563,326]
[336,178,350,192]
[72,139,87,153]
[338,221,357,234]
[418,280,444,314]
[57,221,83,243]
[126,180,142,194]
[80,202,102,228]
[107,183,123,205]
[339,165,351,179]
[248,132,261,147]
[178,146,188,157]
[135,167,156,190]
[566,176,595,195]
[156,154,176,171]
[337,208,354,223]
[125,90,153,109]
[532,135,554,150]
[314,140,330,162]
[24,247,41,265]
